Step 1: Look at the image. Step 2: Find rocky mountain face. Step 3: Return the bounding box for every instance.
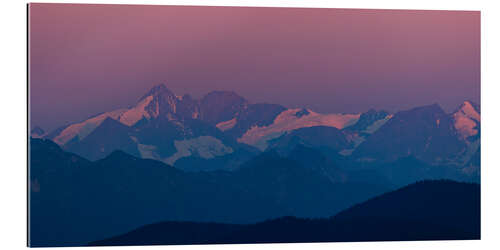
[41,84,480,174]
[29,84,480,247]
[351,104,467,164]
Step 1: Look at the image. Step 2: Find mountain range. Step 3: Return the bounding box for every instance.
[29,84,481,247]
[33,83,480,173]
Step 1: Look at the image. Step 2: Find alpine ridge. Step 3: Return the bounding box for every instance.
[41,84,480,172]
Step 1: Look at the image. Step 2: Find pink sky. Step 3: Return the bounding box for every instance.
[29,4,480,131]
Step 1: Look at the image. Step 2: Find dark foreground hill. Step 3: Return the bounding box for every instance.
[29,138,389,247]
[91,180,480,246]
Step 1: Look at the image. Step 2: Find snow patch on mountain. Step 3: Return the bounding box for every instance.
[119,95,154,126]
[137,144,159,160]
[453,101,480,139]
[31,133,45,139]
[339,135,366,156]
[164,136,234,165]
[339,114,392,156]
[238,108,360,150]
[362,114,393,134]
[53,109,127,145]
[216,118,237,131]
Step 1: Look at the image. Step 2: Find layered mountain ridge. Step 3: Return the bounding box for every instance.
[29,84,481,247]
[89,180,480,246]
[29,138,392,246]
[30,136,479,247]
[32,84,480,172]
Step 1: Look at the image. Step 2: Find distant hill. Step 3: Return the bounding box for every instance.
[29,138,389,247]
[90,180,479,246]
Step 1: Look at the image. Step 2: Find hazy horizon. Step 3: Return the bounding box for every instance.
[29,4,480,131]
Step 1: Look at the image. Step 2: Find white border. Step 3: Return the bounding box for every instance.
[1,0,499,250]
[15,0,485,10]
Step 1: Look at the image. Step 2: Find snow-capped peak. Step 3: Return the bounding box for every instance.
[53,109,127,145]
[238,108,360,150]
[139,83,173,100]
[119,95,154,126]
[453,101,480,140]
[107,85,180,128]
[137,83,180,118]
[458,101,480,121]
[50,84,193,145]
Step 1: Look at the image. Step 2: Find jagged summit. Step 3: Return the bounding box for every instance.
[461,100,480,110]
[343,109,390,133]
[128,83,181,121]
[452,100,480,140]
[455,100,480,117]
[139,83,176,102]
[147,83,170,93]
[43,81,479,169]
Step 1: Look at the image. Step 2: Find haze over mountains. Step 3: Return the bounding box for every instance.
[29,84,481,247]
[29,137,479,246]
[30,138,391,246]
[32,84,480,172]
[28,4,481,247]
[90,180,480,246]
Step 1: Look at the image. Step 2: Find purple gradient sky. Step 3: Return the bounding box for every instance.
[29,4,480,131]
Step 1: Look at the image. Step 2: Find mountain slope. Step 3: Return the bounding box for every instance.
[43,84,479,168]
[221,103,287,138]
[199,91,248,125]
[44,84,363,168]
[52,109,127,145]
[237,108,360,150]
[64,117,140,160]
[343,109,391,134]
[452,101,480,141]
[29,138,390,247]
[352,104,466,164]
[45,85,257,167]
[267,126,350,155]
[90,180,479,246]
